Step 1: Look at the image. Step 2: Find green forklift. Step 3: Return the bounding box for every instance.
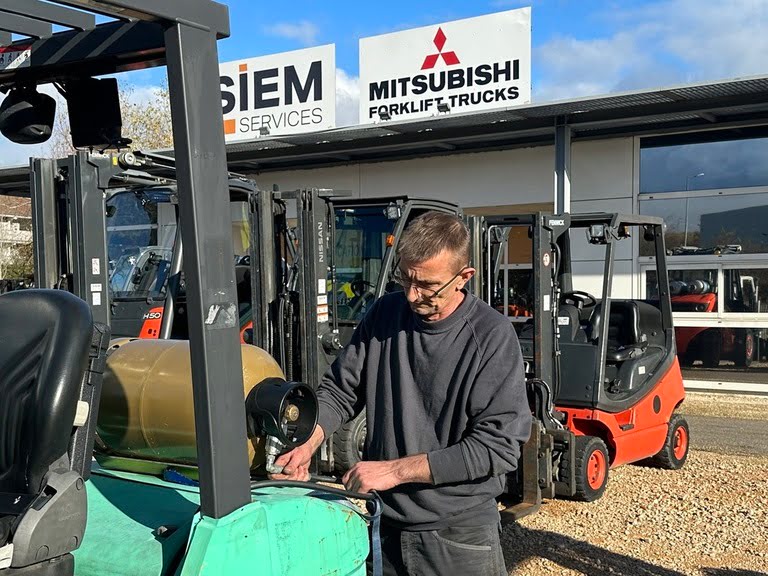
[0,2,374,575]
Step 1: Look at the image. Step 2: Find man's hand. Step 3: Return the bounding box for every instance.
[268,425,325,481]
[342,454,433,493]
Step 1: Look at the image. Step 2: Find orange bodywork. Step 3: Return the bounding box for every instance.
[139,307,164,339]
[556,359,686,467]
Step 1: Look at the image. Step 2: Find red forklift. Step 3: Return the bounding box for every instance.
[475,212,689,512]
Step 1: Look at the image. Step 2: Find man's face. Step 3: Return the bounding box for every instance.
[398,250,475,320]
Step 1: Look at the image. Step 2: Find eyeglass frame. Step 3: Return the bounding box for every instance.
[391,258,470,299]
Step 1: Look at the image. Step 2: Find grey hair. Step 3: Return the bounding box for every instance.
[397,211,470,268]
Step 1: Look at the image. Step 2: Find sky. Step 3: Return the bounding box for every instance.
[3,0,768,166]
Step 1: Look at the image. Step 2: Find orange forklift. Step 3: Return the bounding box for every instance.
[475,212,690,513]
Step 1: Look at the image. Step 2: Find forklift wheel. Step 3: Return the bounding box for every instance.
[333,411,366,473]
[570,436,610,502]
[651,414,690,470]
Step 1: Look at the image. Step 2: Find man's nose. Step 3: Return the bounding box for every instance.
[404,284,420,301]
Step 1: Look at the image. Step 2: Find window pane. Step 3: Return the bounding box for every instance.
[723,269,768,313]
[678,325,768,384]
[647,269,719,312]
[492,268,533,319]
[332,206,397,322]
[106,189,176,299]
[641,138,768,193]
[639,193,768,255]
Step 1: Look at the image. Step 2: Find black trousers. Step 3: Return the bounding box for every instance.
[368,522,506,576]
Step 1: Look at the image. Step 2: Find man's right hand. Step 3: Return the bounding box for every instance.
[268,425,325,481]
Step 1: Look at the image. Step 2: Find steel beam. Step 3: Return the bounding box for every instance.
[0,21,165,85]
[0,11,52,38]
[164,22,251,519]
[56,0,230,37]
[0,0,95,30]
[554,123,571,214]
[30,158,61,290]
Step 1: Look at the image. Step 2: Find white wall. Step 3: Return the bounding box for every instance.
[570,137,636,298]
[253,146,554,208]
[253,136,638,298]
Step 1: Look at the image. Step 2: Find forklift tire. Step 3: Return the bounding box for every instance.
[701,331,722,368]
[651,414,690,470]
[569,436,610,502]
[734,331,754,368]
[333,411,366,473]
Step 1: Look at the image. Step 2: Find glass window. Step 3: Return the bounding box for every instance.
[646,269,718,312]
[639,193,768,256]
[106,189,176,299]
[677,325,768,383]
[723,269,768,314]
[332,206,397,322]
[640,137,768,193]
[492,268,533,320]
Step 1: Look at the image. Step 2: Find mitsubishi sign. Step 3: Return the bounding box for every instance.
[359,8,531,123]
[220,45,336,142]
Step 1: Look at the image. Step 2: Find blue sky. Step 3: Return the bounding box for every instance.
[3,0,768,165]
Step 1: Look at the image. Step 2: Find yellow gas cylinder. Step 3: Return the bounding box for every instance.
[96,338,284,476]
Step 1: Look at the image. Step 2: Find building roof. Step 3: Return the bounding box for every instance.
[224,74,768,173]
[3,74,768,194]
[0,195,31,218]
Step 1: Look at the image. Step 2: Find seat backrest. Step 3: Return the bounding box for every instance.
[588,301,641,347]
[0,290,93,495]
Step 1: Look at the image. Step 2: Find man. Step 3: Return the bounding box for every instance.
[273,211,531,575]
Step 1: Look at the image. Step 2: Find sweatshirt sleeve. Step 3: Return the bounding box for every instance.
[427,322,532,485]
[315,311,371,437]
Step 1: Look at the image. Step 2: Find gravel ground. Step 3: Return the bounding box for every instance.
[680,392,768,421]
[504,450,768,575]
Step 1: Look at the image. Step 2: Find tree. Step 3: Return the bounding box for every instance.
[46,82,174,158]
[0,241,33,280]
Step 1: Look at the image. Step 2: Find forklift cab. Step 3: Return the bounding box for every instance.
[479,212,676,413]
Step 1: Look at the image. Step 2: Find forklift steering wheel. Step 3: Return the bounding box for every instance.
[561,290,597,310]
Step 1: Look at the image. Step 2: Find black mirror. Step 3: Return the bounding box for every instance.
[65,77,130,148]
[643,225,656,242]
[0,86,56,144]
[242,327,254,345]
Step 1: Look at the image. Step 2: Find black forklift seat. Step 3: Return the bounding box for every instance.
[588,301,648,361]
[0,289,108,575]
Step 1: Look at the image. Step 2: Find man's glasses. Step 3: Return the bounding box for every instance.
[391,261,468,299]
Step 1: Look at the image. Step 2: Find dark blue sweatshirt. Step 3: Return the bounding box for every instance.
[316,290,531,530]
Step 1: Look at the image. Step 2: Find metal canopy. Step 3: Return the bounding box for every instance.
[221,75,768,173]
[0,0,250,521]
[0,0,229,86]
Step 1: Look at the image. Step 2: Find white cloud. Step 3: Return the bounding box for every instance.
[335,68,360,127]
[263,21,320,47]
[533,0,768,103]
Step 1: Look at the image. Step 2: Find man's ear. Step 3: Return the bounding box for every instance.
[457,267,476,289]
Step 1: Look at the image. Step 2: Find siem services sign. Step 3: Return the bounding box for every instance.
[220,45,336,142]
[359,8,531,123]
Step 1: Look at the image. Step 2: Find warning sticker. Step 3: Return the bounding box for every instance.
[542,252,551,267]
[317,294,328,305]
[0,45,31,71]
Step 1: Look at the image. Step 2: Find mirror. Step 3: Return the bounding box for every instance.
[0,85,56,144]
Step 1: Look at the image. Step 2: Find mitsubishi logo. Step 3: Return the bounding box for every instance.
[421,27,460,70]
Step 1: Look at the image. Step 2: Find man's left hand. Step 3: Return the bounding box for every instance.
[342,454,433,493]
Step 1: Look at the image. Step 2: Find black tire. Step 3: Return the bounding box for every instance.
[567,436,610,502]
[701,330,722,368]
[652,413,690,470]
[333,411,366,473]
[734,330,754,368]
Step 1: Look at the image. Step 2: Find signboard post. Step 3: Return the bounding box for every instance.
[220,44,336,142]
[359,8,531,123]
